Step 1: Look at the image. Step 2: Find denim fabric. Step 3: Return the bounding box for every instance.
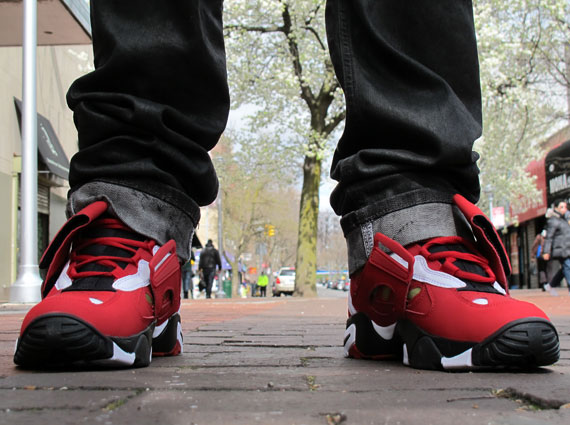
[68,181,195,261]
[67,0,228,210]
[561,258,570,293]
[326,0,482,216]
[66,0,484,269]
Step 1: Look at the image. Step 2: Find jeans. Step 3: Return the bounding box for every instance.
[202,268,216,299]
[66,0,482,273]
[560,259,570,292]
[182,269,193,299]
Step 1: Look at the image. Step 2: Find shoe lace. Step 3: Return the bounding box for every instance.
[419,236,496,284]
[67,217,154,280]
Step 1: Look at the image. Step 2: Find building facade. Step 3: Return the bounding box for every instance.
[0,0,92,300]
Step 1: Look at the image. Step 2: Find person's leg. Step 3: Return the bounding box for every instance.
[205,270,215,299]
[15,0,228,369]
[549,266,563,288]
[326,0,559,370]
[560,258,570,291]
[182,270,190,299]
[327,0,481,273]
[67,0,229,258]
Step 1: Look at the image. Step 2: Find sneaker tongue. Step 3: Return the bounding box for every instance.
[68,221,147,291]
[427,243,502,295]
[428,243,487,277]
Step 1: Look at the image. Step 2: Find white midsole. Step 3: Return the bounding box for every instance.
[343,324,356,357]
[93,342,137,366]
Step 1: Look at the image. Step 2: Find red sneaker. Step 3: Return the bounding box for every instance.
[14,201,183,368]
[344,195,560,370]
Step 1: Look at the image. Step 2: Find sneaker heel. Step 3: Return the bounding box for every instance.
[152,313,183,356]
[344,312,400,360]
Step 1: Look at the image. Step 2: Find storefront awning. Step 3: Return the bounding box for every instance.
[14,98,70,180]
[0,0,91,47]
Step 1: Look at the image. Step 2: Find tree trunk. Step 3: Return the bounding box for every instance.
[294,155,320,297]
[223,253,241,298]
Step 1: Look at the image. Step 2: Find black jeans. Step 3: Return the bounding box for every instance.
[67,0,482,271]
[202,268,216,299]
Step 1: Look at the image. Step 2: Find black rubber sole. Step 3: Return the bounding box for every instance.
[14,314,153,369]
[152,313,182,355]
[345,313,560,371]
[399,318,560,370]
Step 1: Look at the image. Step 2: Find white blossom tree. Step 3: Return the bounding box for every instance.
[224,0,345,297]
[474,0,570,217]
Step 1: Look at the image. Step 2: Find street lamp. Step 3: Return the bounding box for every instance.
[10,0,42,303]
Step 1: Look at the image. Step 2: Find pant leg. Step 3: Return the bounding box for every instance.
[562,258,570,291]
[67,0,229,260]
[326,0,482,273]
[182,270,191,293]
[205,270,215,298]
[550,266,564,288]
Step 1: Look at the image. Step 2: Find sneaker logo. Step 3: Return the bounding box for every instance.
[89,297,103,305]
[391,254,466,289]
[472,298,489,305]
[54,262,72,291]
[113,259,151,291]
[492,281,507,295]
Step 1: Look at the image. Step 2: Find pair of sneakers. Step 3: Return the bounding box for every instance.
[15,196,560,370]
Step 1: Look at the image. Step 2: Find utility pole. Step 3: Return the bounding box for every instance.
[11,0,42,303]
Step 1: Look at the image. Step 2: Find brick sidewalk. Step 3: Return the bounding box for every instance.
[0,292,568,424]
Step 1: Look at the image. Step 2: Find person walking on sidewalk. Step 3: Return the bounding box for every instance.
[198,240,222,299]
[257,271,269,298]
[542,200,570,293]
[531,230,549,291]
[14,0,559,371]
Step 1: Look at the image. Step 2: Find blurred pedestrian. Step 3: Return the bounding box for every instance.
[531,230,548,291]
[542,200,570,294]
[181,250,195,299]
[198,239,222,299]
[257,271,269,297]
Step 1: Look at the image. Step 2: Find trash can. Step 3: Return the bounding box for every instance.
[223,280,232,298]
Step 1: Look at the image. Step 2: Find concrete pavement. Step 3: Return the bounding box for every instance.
[0,289,569,425]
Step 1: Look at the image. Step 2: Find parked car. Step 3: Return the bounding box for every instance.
[273,267,295,296]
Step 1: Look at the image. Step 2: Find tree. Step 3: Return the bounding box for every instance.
[212,132,298,296]
[224,0,345,297]
[473,0,570,217]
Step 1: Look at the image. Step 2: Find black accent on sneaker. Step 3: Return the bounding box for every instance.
[14,314,153,369]
[66,217,148,292]
[152,313,181,354]
[398,318,560,371]
[471,320,560,368]
[346,312,401,358]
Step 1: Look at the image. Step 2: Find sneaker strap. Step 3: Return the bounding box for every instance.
[149,240,181,324]
[39,201,109,298]
[362,232,415,318]
[453,194,511,290]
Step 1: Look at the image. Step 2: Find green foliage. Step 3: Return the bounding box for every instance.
[474,0,569,218]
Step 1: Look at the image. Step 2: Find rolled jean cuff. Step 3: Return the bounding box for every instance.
[67,181,197,261]
[342,191,472,275]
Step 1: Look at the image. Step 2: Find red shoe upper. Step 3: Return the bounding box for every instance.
[349,195,550,343]
[20,201,181,338]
